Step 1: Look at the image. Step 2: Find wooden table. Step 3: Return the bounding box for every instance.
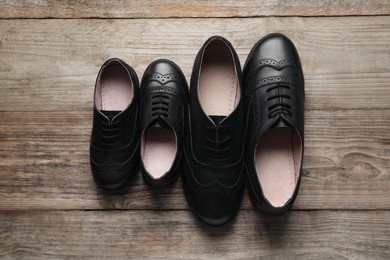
[0,1,389,258]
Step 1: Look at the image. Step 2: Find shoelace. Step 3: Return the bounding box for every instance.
[101,120,120,146]
[206,124,231,162]
[151,93,170,118]
[265,83,292,119]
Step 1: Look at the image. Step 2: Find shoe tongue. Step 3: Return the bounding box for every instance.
[209,115,226,125]
[101,110,121,121]
[273,117,290,128]
[150,117,171,129]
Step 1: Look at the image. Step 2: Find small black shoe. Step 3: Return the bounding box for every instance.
[243,33,305,214]
[139,59,188,186]
[182,36,245,225]
[90,58,140,191]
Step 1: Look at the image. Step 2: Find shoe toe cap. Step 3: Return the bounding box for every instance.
[250,33,300,63]
[197,196,240,226]
[183,182,243,226]
[91,159,138,191]
[145,59,182,76]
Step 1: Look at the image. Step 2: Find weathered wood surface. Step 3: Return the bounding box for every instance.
[0,17,389,112]
[0,2,389,258]
[0,109,388,210]
[0,0,389,18]
[0,210,389,259]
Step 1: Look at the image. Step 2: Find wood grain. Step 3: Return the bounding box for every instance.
[0,109,388,210]
[1,17,389,112]
[0,0,389,18]
[0,210,389,259]
[0,1,389,259]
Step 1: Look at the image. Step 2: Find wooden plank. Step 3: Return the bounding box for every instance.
[0,0,389,18]
[0,210,389,259]
[1,17,389,112]
[0,109,388,211]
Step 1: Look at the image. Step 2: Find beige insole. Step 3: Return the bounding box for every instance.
[142,127,177,179]
[98,63,133,111]
[198,44,240,116]
[255,128,301,207]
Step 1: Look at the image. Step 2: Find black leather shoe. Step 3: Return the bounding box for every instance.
[139,59,188,186]
[182,36,245,225]
[90,58,140,191]
[243,33,304,214]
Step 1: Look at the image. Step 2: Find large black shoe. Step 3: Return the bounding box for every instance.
[139,59,188,186]
[243,33,305,214]
[182,36,245,226]
[90,58,140,191]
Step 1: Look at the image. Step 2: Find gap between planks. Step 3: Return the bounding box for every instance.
[0,0,389,18]
[1,16,390,111]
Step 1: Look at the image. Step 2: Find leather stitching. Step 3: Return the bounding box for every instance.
[244,59,298,86]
